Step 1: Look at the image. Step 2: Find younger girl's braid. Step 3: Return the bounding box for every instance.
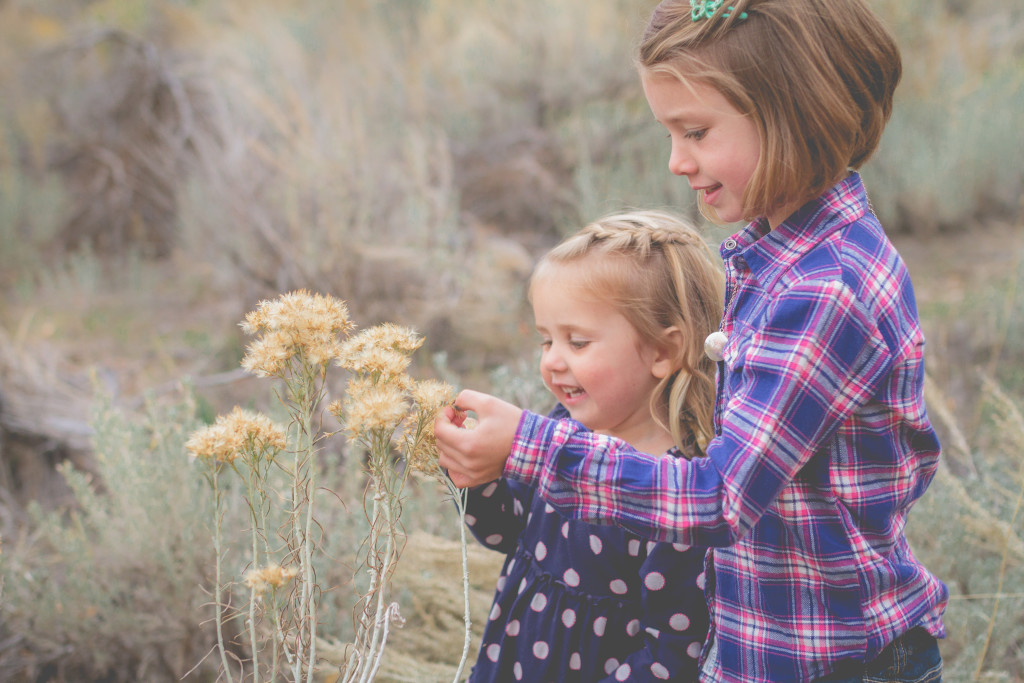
[577,211,703,257]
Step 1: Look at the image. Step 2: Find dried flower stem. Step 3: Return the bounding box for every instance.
[211,465,237,683]
[450,485,472,682]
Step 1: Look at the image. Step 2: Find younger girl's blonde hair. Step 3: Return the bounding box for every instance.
[529,210,724,454]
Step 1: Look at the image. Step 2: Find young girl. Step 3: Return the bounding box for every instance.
[437,2,949,682]
[462,210,723,682]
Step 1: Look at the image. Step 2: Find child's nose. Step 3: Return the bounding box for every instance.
[669,144,697,177]
[540,346,567,373]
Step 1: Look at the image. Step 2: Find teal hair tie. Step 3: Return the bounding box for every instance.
[691,0,748,21]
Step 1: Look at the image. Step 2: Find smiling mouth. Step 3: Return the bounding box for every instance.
[560,385,585,399]
[699,184,722,201]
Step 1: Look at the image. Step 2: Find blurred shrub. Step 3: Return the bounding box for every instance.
[866,0,1024,233]
[3,0,1021,364]
[912,376,1024,682]
[0,392,218,681]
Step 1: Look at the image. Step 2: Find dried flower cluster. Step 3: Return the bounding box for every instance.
[406,379,458,476]
[189,291,467,682]
[185,407,288,464]
[241,289,355,376]
[327,325,455,477]
[244,564,300,597]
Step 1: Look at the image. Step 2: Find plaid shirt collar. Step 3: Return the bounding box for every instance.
[728,172,871,290]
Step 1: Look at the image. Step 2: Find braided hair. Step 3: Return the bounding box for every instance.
[529,210,724,454]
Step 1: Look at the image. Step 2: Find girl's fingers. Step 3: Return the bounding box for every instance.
[434,389,524,487]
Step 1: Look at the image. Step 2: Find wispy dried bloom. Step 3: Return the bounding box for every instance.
[338,324,423,379]
[342,380,411,438]
[410,379,456,414]
[241,290,355,376]
[341,346,413,379]
[186,407,287,464]
[244,564,300,597]
[342,323,424,355]
[406,380,456,476]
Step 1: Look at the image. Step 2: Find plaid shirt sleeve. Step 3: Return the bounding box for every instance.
[505,278,892,548]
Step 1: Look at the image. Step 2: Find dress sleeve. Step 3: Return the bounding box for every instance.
[464,404,564,554]
[598,542,708,682]
[504,281,893,546]
[463,477,534,554]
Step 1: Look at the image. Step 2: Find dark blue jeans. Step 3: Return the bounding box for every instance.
[817,628,942,682]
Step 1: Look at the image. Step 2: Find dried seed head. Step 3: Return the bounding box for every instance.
[244,564,300,597]
[406,380,457,476]
[410,379,456,414]
[240,290,354,376]
[344,381,411,437]
[338,324,423,378]
[186,407,287,463]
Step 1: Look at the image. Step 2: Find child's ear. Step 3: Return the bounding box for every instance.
[651,326,684,379]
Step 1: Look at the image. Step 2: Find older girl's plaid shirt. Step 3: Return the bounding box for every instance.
[503,172,948,683]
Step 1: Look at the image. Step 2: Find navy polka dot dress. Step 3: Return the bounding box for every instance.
[464,415,709,682]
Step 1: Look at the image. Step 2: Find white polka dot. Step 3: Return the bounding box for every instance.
[530,593,548,611]
[644,571,666,591]
[669,613,691,631]
[518,579,527,594]
[696,571,706,590]
[651,662,671,679]
[488,604,501,621]
[673,542,690,552]
[569,653,582,670]
[485,534,502,545]
[561,609,577,628]
[561,521,569,538]
[513,499,524,515]
[535,541,547,561]
[496,576,507,591]
[609,579,628,595]
[687,641,702,659]
[646,627,661,639]
[545,503,555,513]
[626,619,641,637]
[465,514,477,526]
[615,663,632,681]
[594,616,607,636]
[532,641,549,659]
[563,568,580,586]
[604,658,619,674]
[507,558,516,573]
[589,535,604,555]
[486,643,500,662]
[482,482,498,497]
[627,539,641,556]
[506,620,520,636]
[513,661,522,680]
[646,541,657,554]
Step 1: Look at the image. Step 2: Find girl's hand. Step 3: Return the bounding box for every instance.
[435,389,524,488]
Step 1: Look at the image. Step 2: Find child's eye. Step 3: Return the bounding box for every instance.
[569,340,589,350]
[539,339,553,349]
[685,128,707,141]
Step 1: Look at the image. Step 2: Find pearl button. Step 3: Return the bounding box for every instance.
[704,331,728,362]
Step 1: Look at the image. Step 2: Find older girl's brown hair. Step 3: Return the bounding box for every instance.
[529,210,724,453]
[639,0,901,222]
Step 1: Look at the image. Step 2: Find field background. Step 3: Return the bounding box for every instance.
[0,0,1022,681]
